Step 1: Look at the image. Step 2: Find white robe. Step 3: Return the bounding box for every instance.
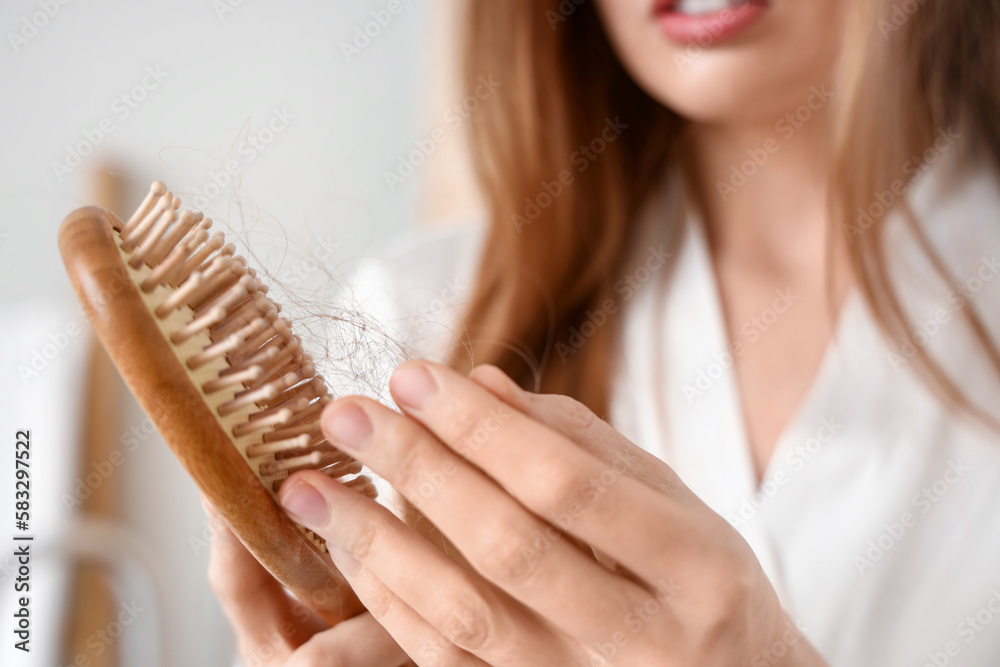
[342,154,1000,666]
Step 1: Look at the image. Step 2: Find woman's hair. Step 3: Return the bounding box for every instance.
[449,0,1000,428]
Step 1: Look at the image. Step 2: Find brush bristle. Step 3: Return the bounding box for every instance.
[114,181,377,551]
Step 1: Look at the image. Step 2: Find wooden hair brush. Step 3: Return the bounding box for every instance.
[58,182,374,625]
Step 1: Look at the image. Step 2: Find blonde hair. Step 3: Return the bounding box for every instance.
[451,0,1000,428]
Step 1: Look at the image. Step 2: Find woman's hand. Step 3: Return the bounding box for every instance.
[204,496,414,666]
[274,361,828,666]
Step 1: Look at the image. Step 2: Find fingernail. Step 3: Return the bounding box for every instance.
[391,364,438,410]
[279,480,329,529]
[323,403,373,451]
[327,544,361,576]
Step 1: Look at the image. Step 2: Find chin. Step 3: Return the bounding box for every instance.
[593,0,843,126]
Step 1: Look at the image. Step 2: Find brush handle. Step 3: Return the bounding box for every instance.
[58,206,364,626]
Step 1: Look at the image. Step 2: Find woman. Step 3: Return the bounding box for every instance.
[205,0,1000,664]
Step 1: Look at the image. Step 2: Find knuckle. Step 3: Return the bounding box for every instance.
[713,560,754,612]
[552,394,597,431]
[688,549,756,641]
[415,638,468,666]
[386,419,429,484]
[344,519,381,562]
[362,579,400,622]
[468,364,509,389]
[236,628,293,665]
[384,416,462,508]
[471,365,531,407]
[532,467,589,519]
[206,557,235,600]
[438,590,495,652]
[474,522,544,586]
[449,403,508,457]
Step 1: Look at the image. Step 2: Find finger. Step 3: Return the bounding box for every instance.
[464,367,622,572]
[331,566,490,667]
[279,470,578,666]
[340,568,490,667]
[203,496,320,660]
[467,365,691,498]
[312,397,655,648]
[387,361,720,586]
[468,366,706,574]
[286,612,413,667]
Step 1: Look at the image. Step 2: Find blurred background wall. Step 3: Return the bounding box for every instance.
[0,0,482,664]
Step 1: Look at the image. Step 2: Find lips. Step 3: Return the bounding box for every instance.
[653,0,767,46]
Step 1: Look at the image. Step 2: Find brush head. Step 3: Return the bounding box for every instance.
[58,183,371,625]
